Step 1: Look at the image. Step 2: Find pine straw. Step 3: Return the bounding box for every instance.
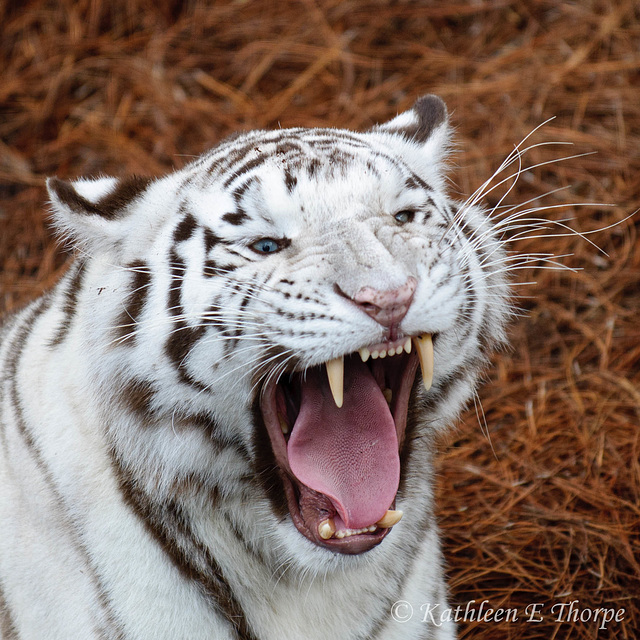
[1,1,638,637]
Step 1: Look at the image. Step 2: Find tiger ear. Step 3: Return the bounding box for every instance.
[47,175,151,252]
[375,94,449,144]
[374,95,451,187]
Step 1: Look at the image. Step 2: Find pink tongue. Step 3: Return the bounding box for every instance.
[287,359,399,530]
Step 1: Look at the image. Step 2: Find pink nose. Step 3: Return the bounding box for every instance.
[352,277,416,328]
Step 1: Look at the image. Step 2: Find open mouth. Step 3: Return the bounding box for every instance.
[260,334,434,555]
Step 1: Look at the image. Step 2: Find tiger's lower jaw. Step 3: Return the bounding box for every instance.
[260,343,421,555]
[281,472,392,554]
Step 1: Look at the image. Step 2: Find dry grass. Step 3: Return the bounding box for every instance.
[1,1,638,637]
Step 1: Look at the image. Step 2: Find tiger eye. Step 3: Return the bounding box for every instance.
[394,209,415,224]
[251,238,282,254]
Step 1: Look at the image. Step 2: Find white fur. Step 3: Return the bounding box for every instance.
[0,99,512,639]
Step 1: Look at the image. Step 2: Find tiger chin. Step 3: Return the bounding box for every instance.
[0,95,510,639]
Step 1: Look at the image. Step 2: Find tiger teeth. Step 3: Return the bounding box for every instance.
[413,334,433,391]
[375,509,403,528]
[331,337,416,407]
[318,518,336,540]
[334,525,377,539]
[278,414,289,435]
[319,514,400,540]
[325,356,344,408]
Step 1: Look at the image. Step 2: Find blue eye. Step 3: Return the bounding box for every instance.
[251,238,282,254]
[394,209,415,224]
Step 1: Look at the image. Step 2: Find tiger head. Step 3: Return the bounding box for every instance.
[47,95,510,566]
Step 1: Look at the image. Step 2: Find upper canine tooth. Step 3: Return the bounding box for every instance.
[413,334,434,391]
[325,357,344,408]
[376,509,403,528]
[359,347,370,362]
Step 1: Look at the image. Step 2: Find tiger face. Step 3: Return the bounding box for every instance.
[46,95,509,568]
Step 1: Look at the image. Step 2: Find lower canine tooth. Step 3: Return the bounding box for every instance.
[383,388,392,404]
[278,414,289,435]
[376,509,403,528]
[325,357,344,408]
[413,334,434,391]
[318,519,336,540]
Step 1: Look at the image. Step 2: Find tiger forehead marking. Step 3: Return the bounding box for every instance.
[181,134,448,312]
[1,95,510,639]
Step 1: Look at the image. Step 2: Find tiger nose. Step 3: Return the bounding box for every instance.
[352,277,417,328]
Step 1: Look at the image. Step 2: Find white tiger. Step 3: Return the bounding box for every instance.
[0,95,511,639]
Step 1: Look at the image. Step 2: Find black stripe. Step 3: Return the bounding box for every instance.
[1,298,49,457]
[173,212,198,243]
[164,249,207,391]
[113,457,257,640]
[7,321,126,638]
[397,378,425,501]
[222,210,249,226]
[223,155,268,189]
[167,250,185,315]
[203,259,219,278]
[303,132,370,147]
[203,262,239,278]
[204,228,222,252]
[306,157,320,178]
[49,261,86,348]
[165,325,207,388]
[115,261,151,343]
[6,297,50,382]
[119,378,156,418]
[0,582,19,640]
[275,141,302,156]
[206,140,261,178]
[283,168,297,193]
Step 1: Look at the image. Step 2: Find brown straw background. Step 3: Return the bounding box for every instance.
[1,1,638,638]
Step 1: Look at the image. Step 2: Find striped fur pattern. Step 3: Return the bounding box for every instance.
[0,96,510,639]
